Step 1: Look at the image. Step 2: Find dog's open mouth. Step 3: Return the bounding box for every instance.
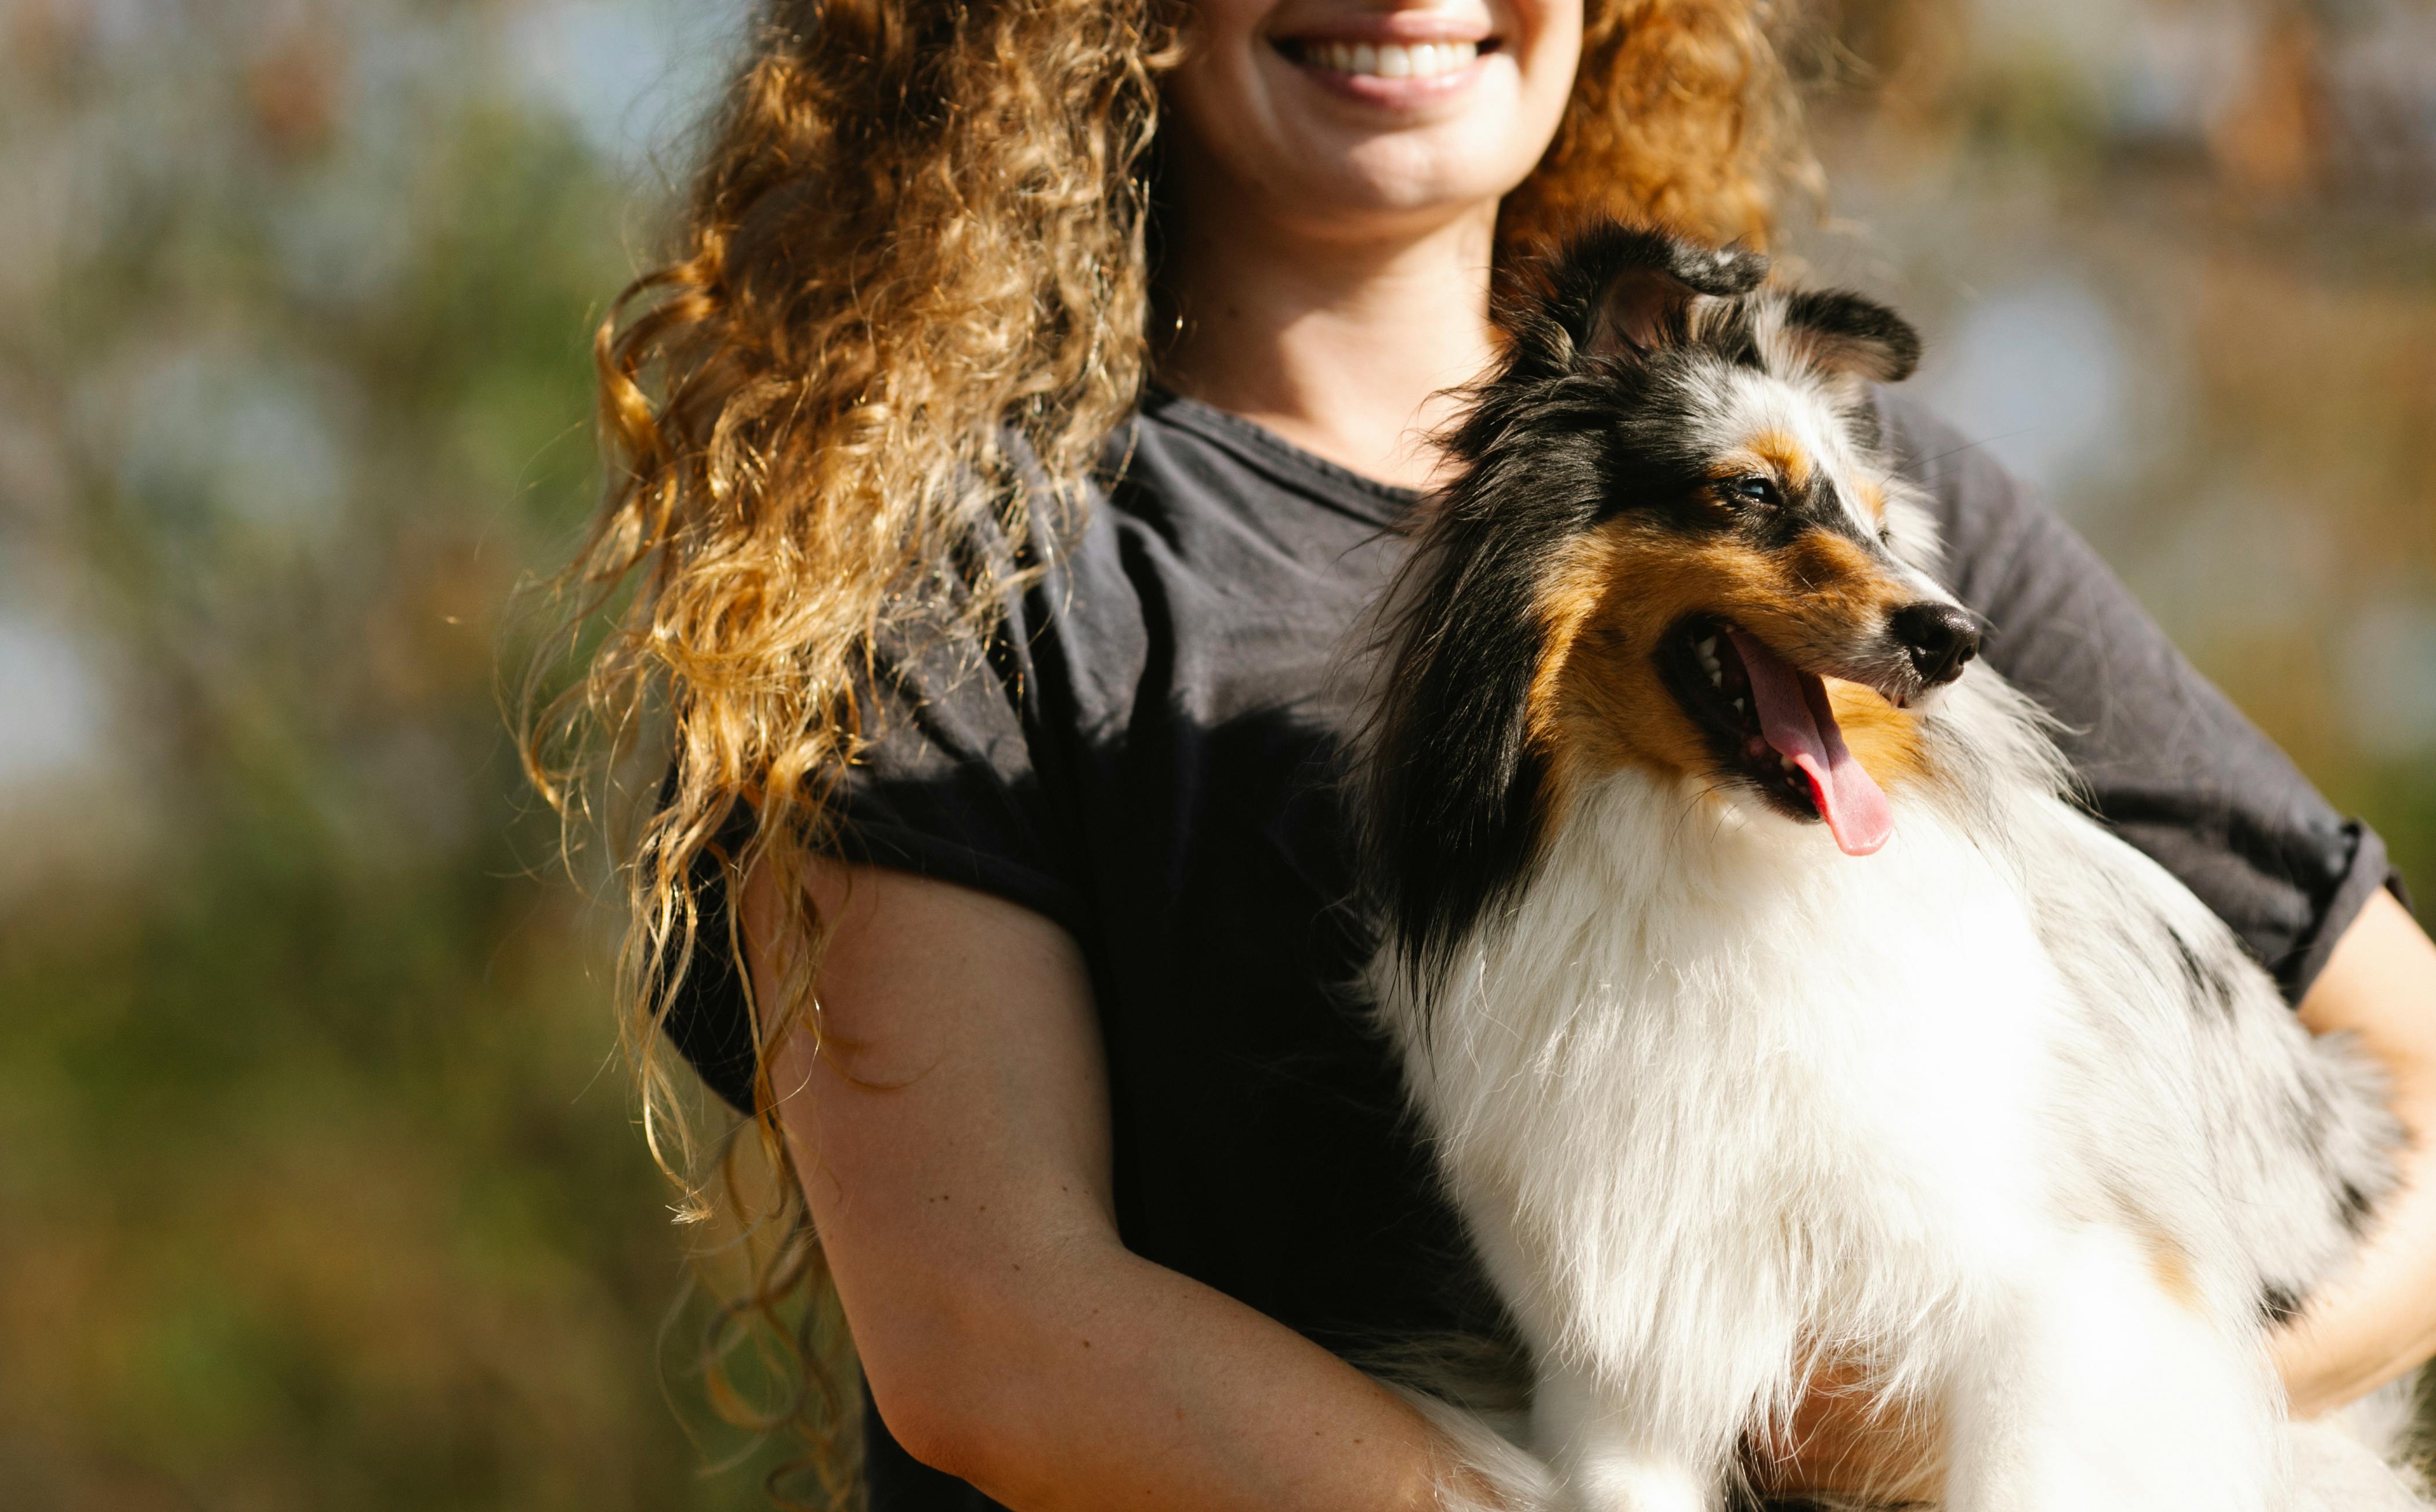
[1662,618,1894,857]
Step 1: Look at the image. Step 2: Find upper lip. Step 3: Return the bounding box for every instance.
[1270,15,1496,45]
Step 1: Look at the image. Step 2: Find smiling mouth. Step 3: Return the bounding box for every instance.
[1274,37,1495,80]
[1666,618,1812,816]
[1660,617,1896,857]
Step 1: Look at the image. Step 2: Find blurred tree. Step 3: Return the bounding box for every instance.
[0,1,788,1507]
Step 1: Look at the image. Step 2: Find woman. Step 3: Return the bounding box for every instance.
[534,0,2436,1505]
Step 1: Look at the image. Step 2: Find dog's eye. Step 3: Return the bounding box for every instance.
[1728,474,1780,506]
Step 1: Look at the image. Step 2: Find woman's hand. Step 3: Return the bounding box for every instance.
[1746,1364,1941,1505]
[748,862,1481,1512]
[2275,887,2436,1413]
[1757,890,2436,1499]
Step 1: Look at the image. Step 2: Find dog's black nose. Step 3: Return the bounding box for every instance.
[1890,602,1981,687]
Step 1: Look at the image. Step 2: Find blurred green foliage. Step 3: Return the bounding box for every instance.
[0,1,790,1506]
[1,0,2430,1509]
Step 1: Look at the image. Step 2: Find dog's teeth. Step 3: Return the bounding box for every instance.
[1706,665,1724,688]
[1695,636,1717,659]
[1732,697,1747,714]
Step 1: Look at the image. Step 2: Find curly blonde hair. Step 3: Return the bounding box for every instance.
[523,0,1813,1499]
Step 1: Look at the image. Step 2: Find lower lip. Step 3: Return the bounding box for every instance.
[1277,46,1493,108]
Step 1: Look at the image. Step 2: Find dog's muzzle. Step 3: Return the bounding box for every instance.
[1890,602,1982,690]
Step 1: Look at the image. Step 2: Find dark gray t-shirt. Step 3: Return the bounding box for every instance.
[671,386,2399,1510]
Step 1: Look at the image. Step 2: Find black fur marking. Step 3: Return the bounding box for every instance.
[1362,380,1619,997]
[2167,927,2240,1018]
[1785,473,1887,560]
[1539,222,1768,361]
[1780,289,1923,383]
[2340,1180,2374,1235]
[2258,1283,2305,1328]
[1709,319,1766,372]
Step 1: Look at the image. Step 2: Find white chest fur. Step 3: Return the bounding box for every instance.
[1378,771,2269,1507]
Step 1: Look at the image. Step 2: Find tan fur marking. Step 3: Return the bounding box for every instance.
[1745,429,1812,488]
[1826,679,1929,788]
[1854,477,1888,520]
[1524,537,1625,829]
[1529,518,1928,803]
[2142,1230,2205,1312]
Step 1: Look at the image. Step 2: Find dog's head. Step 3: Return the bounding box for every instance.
[1365,223,1979,978]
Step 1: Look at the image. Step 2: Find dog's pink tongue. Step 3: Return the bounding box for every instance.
[1725,629,1893,857]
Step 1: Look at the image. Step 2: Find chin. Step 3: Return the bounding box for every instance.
[1355,222,2423,1512]
[1318,124,1534,219]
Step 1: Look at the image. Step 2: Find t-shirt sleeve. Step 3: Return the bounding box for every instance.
[663,607,1094,1115]
[1881,393,2405,1002]
[821,617,1093,942]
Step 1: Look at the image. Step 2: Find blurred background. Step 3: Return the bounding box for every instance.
[0,0,2428,1507]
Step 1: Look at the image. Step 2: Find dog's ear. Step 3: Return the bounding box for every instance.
[1779,289,1921,383]
[1548,224,1769,361]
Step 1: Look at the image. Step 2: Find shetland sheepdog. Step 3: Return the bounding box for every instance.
[1358,225,2425,1512]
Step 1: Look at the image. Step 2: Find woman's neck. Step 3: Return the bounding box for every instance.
[1154,198,1502,492]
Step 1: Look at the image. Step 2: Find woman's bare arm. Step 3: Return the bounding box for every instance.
[749,862,1475,1512]
[2276,887,2436,1414]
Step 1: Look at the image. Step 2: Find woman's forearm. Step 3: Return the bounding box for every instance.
[757,864,1503,1511]
[2274,889,2436,1414]
[892,1233,1476,1511]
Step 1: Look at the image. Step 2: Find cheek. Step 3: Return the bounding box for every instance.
[1825,680,1929,792]
[1528,530,1718,792]
[1502,0,1584,144]
[1543,624,1710,792]
[1164,3,1272,144]
[1178,0,1273,60]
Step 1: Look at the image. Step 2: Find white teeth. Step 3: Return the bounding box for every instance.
[1706,664,1724,689]
[1695,636,1717,659]
[1732,697,1747,715]
[1308,38,1479,78]
[1780,755,1797,774]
